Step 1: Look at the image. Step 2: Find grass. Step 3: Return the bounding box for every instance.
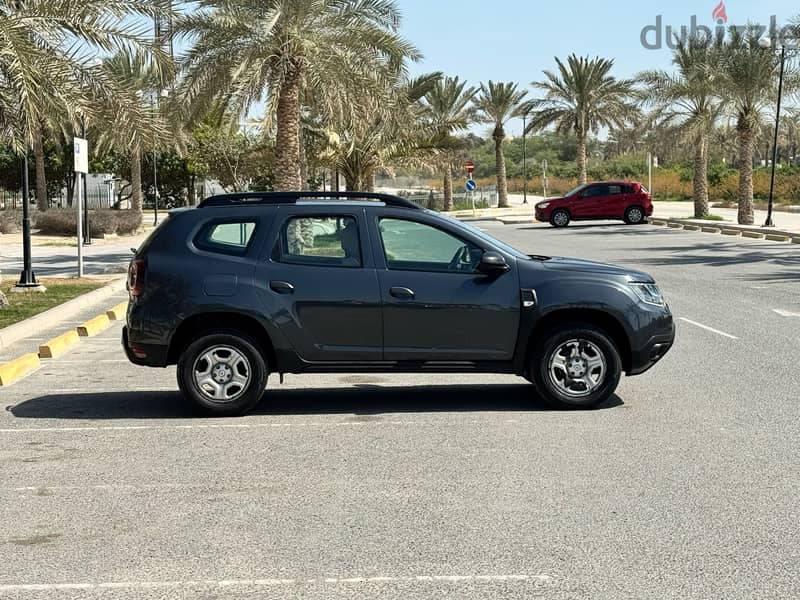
[685,214,725,221]
[0,278,106,329]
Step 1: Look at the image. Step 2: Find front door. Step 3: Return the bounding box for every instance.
[373,216,520,362]
[572,184,608,218]
[255,209,382,362]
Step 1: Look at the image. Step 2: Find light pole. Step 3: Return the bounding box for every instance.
[522,110,529,204]
[16,150,38,288]
[764,44,796,227]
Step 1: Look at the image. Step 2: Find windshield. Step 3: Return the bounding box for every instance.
[438,213,532,260]
[565,184,588,197]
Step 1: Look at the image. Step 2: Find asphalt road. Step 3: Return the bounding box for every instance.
[1,221,798,599]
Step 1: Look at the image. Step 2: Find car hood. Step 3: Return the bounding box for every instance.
[536,256,654,282]
[537,197,566,206]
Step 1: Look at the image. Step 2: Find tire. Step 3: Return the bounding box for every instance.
[624,205,646,225]
[549,209,570,228]
[529,323,622,410]
[177,330,268,417]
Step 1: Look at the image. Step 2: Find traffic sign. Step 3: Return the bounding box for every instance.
[465,160,474,174]
[73,138,88,174]
[466,179,477,192]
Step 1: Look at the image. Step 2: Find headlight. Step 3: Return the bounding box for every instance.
[630,282,665,306]
[537,202,550,209]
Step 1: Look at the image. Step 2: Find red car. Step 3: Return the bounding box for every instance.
[535,181,653,227]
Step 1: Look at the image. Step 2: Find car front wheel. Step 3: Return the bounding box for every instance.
[177,331,268,417]
[549,209,570,228]
[530,323,622,409]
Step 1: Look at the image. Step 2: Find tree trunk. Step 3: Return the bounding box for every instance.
[32,125,48,211]
[576,129,588,185]
[130,146,143,213]
[494,128,509,208]
[344,173,358,192]
[693,133,709,218]
[443,166,453,211]
[274,69,303,191]
[736,117,755,225]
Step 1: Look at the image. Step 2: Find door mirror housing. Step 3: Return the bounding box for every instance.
[477,251,510,275]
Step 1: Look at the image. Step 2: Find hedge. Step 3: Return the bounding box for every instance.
[0,210,22,234]
[34,209,142,236]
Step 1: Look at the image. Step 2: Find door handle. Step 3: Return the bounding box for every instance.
[270,280,295,294]
[389,287,415,299]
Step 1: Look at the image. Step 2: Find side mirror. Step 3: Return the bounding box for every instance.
[477,251,510,275]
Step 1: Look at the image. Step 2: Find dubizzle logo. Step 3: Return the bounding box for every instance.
[712,1,728,25]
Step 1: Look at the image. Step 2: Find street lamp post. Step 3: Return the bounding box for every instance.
[16,150,38,287]
[765,44,790,227]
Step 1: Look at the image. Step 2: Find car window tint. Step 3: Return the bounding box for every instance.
[195,221,257,255]
[277,216,361,268]
[608,185,623,195]
[583,186,607,198]
[379,218,481,273]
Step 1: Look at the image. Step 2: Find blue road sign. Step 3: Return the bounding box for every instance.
[465,179,477,192]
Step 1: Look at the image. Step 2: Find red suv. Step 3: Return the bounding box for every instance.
[535,181,653,227]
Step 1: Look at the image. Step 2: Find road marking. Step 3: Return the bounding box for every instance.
[678,317,738,340]
[0,574,548,592]
[773,309,800,318]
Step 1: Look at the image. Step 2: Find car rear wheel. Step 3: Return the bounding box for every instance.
[177,331,268,417]
[549,209,570,228]
[624,205,646,224]
[529,323,622,410]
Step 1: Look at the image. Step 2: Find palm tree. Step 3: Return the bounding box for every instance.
[475,81,528,207]
[528,55,637,185]
[638,35,723,217]
[719,28,784,224]
[0,0,169,210]
[176,0,419,192]
[423,77,477,210]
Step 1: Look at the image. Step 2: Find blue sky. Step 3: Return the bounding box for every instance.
[398,0,799,136]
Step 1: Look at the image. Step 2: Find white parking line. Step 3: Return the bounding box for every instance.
[773,309,800,318]
[0,574,548,593]
[678,317,738,340]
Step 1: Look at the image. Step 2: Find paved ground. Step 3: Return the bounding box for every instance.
[1,222,799,598]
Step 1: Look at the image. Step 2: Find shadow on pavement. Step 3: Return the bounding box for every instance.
[7,384,624,420]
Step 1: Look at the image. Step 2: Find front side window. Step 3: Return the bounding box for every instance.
[195,220,257,255]
[379,218,481,273]
[276,216,361,267]
[582,186,607,198]
[608,185,623,195]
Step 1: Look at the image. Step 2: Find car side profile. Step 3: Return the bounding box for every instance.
[535,181,653,227]
[123,191,674,417]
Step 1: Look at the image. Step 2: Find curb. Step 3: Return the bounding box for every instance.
[0,353,40,386]
[0,276,126,351]
[39,331,80,359]
[106,302,129,321]
[653,218,799,241]
[742,231,765,239]
[77,314,112,337]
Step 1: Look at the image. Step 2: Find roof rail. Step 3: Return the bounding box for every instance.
[197,191,421,210]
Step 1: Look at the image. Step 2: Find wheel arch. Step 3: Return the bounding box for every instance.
[524,308,632,374]
[167,312,278,369]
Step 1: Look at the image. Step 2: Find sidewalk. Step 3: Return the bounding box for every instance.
[652,201,800,235]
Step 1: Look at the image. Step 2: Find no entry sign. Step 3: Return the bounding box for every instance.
[465,160,474,174]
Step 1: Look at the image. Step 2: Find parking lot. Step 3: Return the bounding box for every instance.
[2,221,799,599]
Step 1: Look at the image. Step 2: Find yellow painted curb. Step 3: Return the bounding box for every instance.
[683,225,701,231]
[765,233,791,242]
[721,229,741,236]
[792,237,800,244]
[701,226,721,233]
[77,314,111,337]
[667,223,683,229]
[650,219,667,226]
[39,330,80,359]
[0,353,41,386]
[742,231,765,239]
[106,301,128,321]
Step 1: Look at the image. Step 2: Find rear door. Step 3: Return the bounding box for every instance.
[604,184,627,217]
[254,206,382,362]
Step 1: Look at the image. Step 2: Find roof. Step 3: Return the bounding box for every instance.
[197,191,421,210]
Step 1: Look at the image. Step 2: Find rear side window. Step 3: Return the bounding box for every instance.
[195,221,257,255]
[274,216,361,268]
[582,186,607,198]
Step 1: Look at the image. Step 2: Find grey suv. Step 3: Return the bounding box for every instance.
[123,192,674,416]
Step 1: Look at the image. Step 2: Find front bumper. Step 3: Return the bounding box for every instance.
[122,326,169,367]
[628,319,675,375]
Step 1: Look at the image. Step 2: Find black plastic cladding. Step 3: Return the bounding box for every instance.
[197,191,422,210]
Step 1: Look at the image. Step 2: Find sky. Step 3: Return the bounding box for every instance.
[397,0,799,136]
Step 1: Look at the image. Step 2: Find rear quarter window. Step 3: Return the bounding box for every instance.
[194,220,258,256]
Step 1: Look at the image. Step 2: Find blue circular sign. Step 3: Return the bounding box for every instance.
[465,179,477,192]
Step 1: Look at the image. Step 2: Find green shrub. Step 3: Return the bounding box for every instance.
[0,210,22,233]
[34,209,142,236]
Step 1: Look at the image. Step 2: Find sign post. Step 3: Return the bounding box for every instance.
[74,137,89,278]
[465,161,475,213]
[542,159,548,200]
